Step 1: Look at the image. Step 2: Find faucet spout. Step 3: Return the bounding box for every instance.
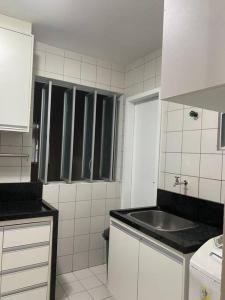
[173,176,188,187]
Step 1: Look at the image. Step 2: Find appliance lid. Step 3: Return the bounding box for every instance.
[190,236,222,283]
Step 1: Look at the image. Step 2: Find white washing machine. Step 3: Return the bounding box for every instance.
[189,235,222,300]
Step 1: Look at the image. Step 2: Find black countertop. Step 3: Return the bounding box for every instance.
[0,182,58,300]
[110,189,223,254]
[0,182,58,221]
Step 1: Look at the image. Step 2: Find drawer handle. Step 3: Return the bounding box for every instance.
[3,241,50,253]
[111,221,141,241]
[1,282,48,297]
[4,221,51,231]
[141,238,183,264]
[2,262,48,275]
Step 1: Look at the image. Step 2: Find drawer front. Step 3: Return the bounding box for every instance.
[3,223,51,248]
[2,245,50,271]
[0,228,3,253]
[1,265,49,294]
[2,286,48,300]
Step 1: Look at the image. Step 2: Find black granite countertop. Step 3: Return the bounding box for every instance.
[0,199,58,221]
[0,182,58,300]
[110,190,223,254]
[0,182,58,221]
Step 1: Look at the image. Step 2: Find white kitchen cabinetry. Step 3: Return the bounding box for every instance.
[108,223,139,300]
[161,0,225,112]
[0,14,33,132]
[0,216,53,300]
[138,240,183,300]
[108,219,192,300]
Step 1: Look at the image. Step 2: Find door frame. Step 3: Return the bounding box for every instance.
[121,88,161,208]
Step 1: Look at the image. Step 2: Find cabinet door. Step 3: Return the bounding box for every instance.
[161,0,225,110]
[108,223,139,300]
[138,240,183,300]
[0,27,33,131]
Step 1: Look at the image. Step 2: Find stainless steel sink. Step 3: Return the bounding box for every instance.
[128,210,197,232]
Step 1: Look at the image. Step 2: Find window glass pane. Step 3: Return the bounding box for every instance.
[100,96,116,180]
[61,88,75,182]
[93,94,104,180]
[38,82,52,183]
[220,113,225,148]
[47,85,66,181]
[72,90,87,180]
[82,92,96,179]
[31,82,45,182]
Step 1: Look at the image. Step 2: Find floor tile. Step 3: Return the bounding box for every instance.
[69,291,93,300]
[74,268,94,280]
[60,265,113,300]
[62,281,85,296]
[56,283,67,299]
[95,272,107,285]
[89,285,111,300]
[90,264,107,275]
[80,276,102,290]
[58,272,78,285]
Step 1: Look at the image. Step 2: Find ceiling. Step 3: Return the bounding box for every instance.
[0,0,164,65]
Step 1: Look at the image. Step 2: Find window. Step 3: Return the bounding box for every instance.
[31,81,119,183]
[218,112,225,149]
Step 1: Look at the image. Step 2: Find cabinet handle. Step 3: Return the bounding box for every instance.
[1,282,47,297]
[3,241,50,253]
[141,237,183,264]
[2,262,48,275]
[4,221,51,231]
[111,221,141,241]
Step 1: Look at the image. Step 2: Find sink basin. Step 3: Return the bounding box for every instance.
[128,210,197,232]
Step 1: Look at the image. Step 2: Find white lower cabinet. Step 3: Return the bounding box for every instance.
[3,222,51,248]
[1,265,49,294]
[108,224,139,300]
[108,219,191,300]
[2,245,49,271]
[0,217,53,299]
[138,240,183,300]
[2,286,48,300]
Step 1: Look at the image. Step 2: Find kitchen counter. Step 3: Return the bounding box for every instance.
[0,182,58,300]
[110,189,223,254]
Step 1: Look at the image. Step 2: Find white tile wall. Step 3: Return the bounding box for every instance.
[159,101,224,203]
[124,48,225,206]
[43,181,121,274]
[0,40,126,183]
[125,49,161,96]
[1,41,224,279]
[34,41,125,94]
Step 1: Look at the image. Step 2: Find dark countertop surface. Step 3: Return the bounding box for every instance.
[0,182,58,221]
[0,182,58,300]
[110,190,224,254]
[110,207,222,254]
[0,199,58,221]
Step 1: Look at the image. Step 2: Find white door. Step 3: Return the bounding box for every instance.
[131,99,160,207]
[138,240,183,300]
[108,223,139,300]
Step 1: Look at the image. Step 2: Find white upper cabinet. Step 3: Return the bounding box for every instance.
[0,14,33,132]
[161,0,225,112]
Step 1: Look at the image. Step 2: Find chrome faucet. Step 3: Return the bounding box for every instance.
[174,176,188,187]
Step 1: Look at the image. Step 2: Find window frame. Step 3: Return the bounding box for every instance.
[34,79,121,184]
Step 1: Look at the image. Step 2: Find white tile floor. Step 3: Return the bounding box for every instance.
[56,264,115,300]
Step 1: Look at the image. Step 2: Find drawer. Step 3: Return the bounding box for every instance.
[0,228,3,253]
[2,245,50,271]
[2,286,48,300]
[3,222,51,248]
[1,265,49,294]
